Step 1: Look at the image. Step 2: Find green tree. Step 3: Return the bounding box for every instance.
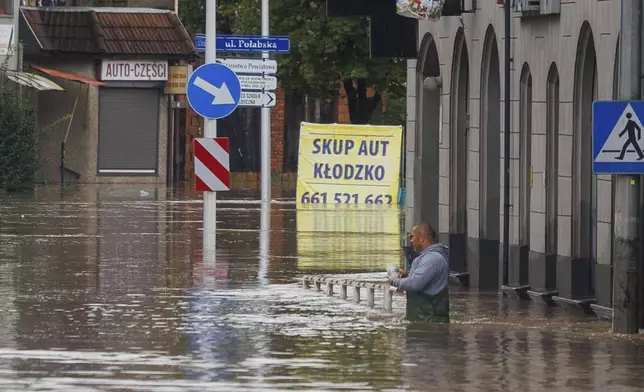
[180,0,406,124]
[0,77,41,191]
[235,0,405,124]
[180,0,237,39]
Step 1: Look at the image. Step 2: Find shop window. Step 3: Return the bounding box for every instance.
[0,0,13,15]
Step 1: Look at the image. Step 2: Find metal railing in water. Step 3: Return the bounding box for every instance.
[301,275,394,312]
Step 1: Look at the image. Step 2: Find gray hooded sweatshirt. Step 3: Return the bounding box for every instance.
[392,243,449,296]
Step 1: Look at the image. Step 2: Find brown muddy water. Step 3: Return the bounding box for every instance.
[0,184,643,391]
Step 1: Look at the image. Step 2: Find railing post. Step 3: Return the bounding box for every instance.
[383,285,393,312]
[353,285,360,303]
[326,281,334,296]
[303,277,310,290]
[340,282,347,299]
[315,279,321,292]
[367,286,375,307]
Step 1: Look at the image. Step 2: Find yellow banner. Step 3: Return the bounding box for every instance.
[296,122,403,206]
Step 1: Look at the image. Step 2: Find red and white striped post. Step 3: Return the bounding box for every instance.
[194,137,230,192]
[194,136,229,262]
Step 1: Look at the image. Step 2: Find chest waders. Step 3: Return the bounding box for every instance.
[405,286,450,323]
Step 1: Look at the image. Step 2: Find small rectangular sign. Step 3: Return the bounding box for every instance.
[216,58,277,75]
[239,75,277,91]
[101,60,168,81]
[194,34,290,54]
[239,91,276,108]
[164,65,189,95]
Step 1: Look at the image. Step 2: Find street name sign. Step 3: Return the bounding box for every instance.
[239,74,277,91]
[593,100,644,174]
[194,34,291,54]
[186,63,241,119]
[240,91,276,108]
[215,58,277,75]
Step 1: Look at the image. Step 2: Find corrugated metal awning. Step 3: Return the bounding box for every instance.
[31,64,107,87]
[2,70,64,91]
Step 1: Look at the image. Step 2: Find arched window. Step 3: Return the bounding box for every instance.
[546,63,559,255]
[519,63,532,247]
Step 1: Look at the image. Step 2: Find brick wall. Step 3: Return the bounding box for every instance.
[270,86,286,171]
[336,84,351,124]
[184,96,203,181]
[335,84,385,124]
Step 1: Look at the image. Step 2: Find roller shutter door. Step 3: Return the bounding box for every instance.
[98,88,159,175]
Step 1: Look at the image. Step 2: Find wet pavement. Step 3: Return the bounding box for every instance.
[0,184,643,391]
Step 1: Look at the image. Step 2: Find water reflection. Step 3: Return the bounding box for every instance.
[0,185,642,390]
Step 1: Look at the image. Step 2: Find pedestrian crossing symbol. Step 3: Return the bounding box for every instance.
[593,101,644,174]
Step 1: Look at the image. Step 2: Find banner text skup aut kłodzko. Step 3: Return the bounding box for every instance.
[296,122,403,205]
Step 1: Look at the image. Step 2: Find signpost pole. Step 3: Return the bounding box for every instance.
[613,0,641,334]
[203,0,218,258]
[260,0,271,203]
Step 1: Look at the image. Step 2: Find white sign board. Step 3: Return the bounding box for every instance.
[239,75,277,91]
[239,91,276,108]
[0,26,14,56]
[217,58,277,75]
[101,60,168,81]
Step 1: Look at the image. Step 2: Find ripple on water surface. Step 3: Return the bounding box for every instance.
[0,185,642,391]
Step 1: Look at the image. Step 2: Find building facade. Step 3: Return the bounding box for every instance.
[406,0,619,312]
[19,6,196,184]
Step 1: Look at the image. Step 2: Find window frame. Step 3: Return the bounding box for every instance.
[0,0,13,16]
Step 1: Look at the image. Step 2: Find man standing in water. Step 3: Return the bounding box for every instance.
[388,222,449,323]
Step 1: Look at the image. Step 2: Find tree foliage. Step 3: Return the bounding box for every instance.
[0,80,41,191]
[179,0,406,124]
[232,0,405,124]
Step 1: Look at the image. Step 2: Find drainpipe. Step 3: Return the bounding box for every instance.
[502,0,511,287]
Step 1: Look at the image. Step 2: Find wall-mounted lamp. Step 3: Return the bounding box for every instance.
[423,76,443,91]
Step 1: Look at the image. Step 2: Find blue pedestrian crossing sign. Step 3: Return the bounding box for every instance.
[186,62,241,120]
[593,101,644,174]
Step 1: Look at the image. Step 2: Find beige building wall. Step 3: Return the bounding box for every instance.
[407,1,619,303]
[36,61,168,185]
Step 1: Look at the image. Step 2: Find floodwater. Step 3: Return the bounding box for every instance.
[0,184,644,391]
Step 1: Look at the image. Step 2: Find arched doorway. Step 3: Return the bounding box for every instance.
[566,22,597,300]
[449,28,469,275]
[538,62,559,292]
[474,25,500,290]
[415,34,441,234]
[510,63,532,288]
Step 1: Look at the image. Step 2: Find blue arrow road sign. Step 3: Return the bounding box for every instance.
[186,63,241,120]
[194,34,291,54]
[593,100,644,174]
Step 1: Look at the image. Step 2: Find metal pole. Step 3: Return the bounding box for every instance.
[613,0,641,334]
[260,0,271,203]
[502,0,511,287]
[60,141,65,186]
[259,201,270,285]
[60,95,79,187]
[203,0,218,261]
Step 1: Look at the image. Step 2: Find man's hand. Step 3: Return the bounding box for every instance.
[399,268,408,278]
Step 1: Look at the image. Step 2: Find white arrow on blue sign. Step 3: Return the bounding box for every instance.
[593,100,644,174]
[186,63,242,120]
